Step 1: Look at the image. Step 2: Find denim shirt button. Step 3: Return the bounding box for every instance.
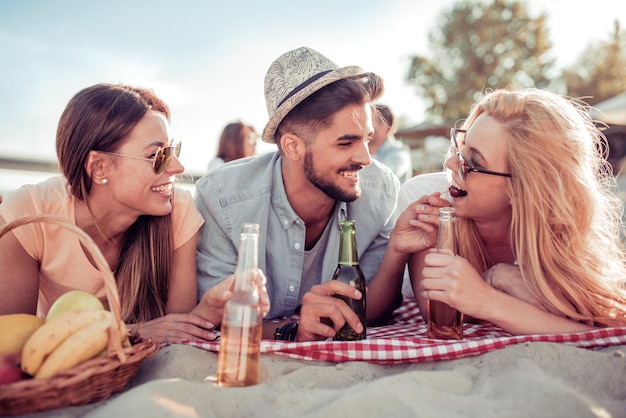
[288,285,295,292]
[294,243,301,250]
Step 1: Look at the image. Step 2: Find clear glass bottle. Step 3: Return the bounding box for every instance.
[427,207,464,340]
[332,220,366,341]
[216,223,262,386]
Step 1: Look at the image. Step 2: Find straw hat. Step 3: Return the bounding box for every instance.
[262,46,365,143]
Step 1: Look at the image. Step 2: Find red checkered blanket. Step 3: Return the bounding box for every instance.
[185,299,626,364]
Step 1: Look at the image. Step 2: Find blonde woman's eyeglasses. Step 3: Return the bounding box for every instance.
[450,129,511,181]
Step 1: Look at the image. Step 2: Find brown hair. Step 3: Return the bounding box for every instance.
[216,121,256,162]
[56,83,174,324]
[375,104,395,130]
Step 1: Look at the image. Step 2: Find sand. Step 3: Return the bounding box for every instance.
[14,340,626,418]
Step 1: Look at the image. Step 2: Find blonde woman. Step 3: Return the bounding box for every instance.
[401,88,626,334]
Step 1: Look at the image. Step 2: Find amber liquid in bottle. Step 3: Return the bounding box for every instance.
[332,220,366,341]
[216,223,262,386]
[427,207,464,340]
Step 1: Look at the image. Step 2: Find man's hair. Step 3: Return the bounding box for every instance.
[275,73,384,150]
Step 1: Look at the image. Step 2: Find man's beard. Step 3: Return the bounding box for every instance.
[303,150,362,202]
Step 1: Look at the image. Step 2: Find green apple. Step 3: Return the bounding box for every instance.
[46,290,104,321]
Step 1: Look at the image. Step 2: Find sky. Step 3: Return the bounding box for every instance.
[0,0,625,176]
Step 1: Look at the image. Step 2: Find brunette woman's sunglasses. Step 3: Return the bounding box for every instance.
[99,142,181,174]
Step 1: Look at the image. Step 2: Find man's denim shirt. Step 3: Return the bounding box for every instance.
[194,152,400,319]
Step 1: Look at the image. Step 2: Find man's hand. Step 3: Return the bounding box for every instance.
[297,281,364,341]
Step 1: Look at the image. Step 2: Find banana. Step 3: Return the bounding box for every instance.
[21,309,112,376]
[35,318,111,379]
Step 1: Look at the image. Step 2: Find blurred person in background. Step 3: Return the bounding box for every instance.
[207,121,258,172]
[369,104,413,184]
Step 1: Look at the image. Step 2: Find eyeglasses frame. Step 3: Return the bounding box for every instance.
[98,142,181,174]
[450,128,512,181]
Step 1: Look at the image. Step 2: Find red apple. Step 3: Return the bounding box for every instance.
[0,353,25,384]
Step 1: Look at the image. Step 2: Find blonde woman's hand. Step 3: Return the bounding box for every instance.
[391,192,451,255]
[490,264,574,316]
[487,264,547,312]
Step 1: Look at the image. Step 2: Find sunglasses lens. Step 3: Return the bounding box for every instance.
[154,143,181,174]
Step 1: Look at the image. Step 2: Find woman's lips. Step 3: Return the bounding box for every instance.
[449,185,467,198]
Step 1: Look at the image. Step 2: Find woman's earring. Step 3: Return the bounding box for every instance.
[102,178,108,184]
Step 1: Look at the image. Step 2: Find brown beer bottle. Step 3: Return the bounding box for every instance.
[332,220,366,341]
[216,223,262,386]
[427,207,464,340]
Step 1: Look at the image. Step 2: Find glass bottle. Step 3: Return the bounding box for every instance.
[332,220,366,341]
[216,223,262,386]
[427,207,463,340]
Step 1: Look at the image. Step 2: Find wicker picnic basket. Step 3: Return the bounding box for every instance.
[0,215,160,415]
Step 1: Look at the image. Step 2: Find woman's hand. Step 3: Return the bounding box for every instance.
[131,313,218,344]
[421,256,555,320]
[420,251,494,319]
[489,264,574,316]
[193,269,270,327]
[487,264,546,312]
[390,193,451,255]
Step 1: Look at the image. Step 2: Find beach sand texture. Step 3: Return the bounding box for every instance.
[14,341,626,418]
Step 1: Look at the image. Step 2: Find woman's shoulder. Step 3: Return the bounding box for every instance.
[1,176,70,219]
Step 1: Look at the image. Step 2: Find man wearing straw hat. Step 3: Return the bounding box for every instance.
[195,47,406,341]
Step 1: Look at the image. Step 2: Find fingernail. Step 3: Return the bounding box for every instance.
[356,323,364,333]
[418,214,428,220]
[416,204,425,211]
[207,321,215,328]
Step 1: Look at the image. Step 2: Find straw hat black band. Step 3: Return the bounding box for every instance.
[277,70,332,109]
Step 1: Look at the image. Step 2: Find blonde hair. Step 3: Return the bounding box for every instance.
[457,88,626,327]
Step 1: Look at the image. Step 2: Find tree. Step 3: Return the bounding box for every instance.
[561,20,626,106]
[406,0,556,123]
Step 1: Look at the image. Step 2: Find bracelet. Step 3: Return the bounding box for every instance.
[488,264,498,288]
[274,321,299,341]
